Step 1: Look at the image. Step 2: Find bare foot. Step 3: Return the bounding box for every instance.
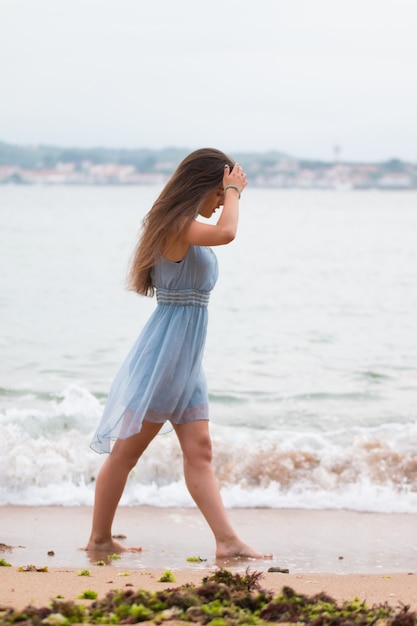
[85,538,142,554]
[216,539,272,560]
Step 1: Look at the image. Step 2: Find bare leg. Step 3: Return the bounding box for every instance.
[173,421,271,558]
[86,421,162,554]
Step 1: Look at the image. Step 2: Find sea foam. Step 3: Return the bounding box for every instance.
[1,385,417,512]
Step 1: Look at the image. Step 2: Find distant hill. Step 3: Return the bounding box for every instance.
[0,141,188,171]
[0,140,289,171]
[1,140,415,189]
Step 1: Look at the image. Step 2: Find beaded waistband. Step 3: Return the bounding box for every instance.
[156,288,210,308]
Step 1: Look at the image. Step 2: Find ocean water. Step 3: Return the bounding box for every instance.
[1,185,417,512]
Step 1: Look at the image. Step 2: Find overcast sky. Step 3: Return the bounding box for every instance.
[1,0,416,162]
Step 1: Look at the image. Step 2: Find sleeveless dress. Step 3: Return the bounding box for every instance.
[90,245,219,453]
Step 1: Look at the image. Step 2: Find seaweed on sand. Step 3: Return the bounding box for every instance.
[202,567,265,592]
[0,569,416,625]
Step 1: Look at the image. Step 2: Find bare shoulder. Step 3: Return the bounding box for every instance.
[161,236,190,262]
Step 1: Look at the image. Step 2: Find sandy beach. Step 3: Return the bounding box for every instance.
[1,506,417,612]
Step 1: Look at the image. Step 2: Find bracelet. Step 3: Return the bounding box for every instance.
[223,185,241,199]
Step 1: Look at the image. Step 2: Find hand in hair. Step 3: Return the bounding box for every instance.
[223,163,247,194]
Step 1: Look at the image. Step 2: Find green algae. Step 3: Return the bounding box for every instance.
[0,558,12,567]
[0,568,416,625]
[158,569,176,582]
[77,589,98,600]
[128,602,153,620]
[76,569,91,576]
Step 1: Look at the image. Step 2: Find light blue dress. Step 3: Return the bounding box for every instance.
[91,245,219,453]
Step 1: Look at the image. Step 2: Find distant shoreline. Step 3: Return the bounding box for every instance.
[1,180,416,191]
[1,140,416,190]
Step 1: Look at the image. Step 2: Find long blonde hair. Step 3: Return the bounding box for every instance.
[127,148,235,296]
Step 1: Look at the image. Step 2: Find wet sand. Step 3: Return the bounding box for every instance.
[1,506,416,611]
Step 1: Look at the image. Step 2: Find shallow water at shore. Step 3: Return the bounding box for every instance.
[1,506,416,574]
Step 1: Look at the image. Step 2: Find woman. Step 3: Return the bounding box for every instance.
[87,148,268,559]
